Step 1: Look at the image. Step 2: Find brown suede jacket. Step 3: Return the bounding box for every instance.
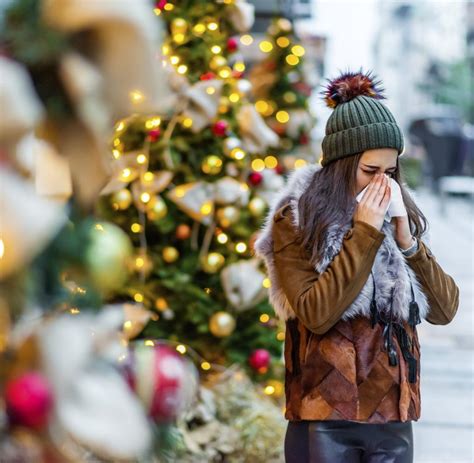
[272,202,459,423]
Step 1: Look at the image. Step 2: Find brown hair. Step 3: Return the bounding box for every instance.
[297,152,428,267]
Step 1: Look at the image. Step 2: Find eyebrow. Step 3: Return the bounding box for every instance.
[362,164,397,170]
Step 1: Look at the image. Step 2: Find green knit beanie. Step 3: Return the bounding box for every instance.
[320,69,404,167]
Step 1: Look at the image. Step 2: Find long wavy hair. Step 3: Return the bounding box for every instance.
[297,152,428,268]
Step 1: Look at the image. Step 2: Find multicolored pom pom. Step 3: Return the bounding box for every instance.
[320,68,386,109]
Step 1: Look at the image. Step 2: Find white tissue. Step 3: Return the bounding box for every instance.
[355,177,407,222]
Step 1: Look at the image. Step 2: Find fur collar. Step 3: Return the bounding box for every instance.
[253,164,430,324]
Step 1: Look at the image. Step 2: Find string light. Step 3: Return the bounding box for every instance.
[112,149,121,159]
[276,331,285,341]
[276,36,290,48]
[233,62,245,72]
[211,45,222,54]
[206,86,216,95]
[251,159,265,171]
[131,223,142,233]
[264,155,278,168]
[134,293,144,303]
[217,232,228,244]
[170,55,180,65]
[207,21,218,31]
[263,278,271,288]
[285,54,299,66]
[235,242,247,253]
[136,154,147,164]
[260,314,270,323]
[193,23,206,35]
[129,90,144,104]
[229,92,240,102]
[145,117,161,129]
[291,45,305,57]
[177,64,188,74]
[276,110,290,123]
[176,344,187,354]
[255,100,269,114]
[201,361,211,370]
[259,40,273,53]
[181,117,193,128]
[240,34,253,45]
[295,159,308,168]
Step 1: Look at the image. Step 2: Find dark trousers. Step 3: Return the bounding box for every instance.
[285,420,413,463]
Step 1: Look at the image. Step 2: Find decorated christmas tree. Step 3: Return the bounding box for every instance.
[249,17,316,166]
[97,1,288,387]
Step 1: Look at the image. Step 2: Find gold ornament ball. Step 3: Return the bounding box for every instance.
[216,206,240,228]
[209,311,236,337]
[200,252,225,273]
[210,55,227,70]
[176,224,191,240]
[171,18,188,34]
[147,195,168,221]
[249,197,267,217]
[111,189,132,210]
[86,222,133,294]
[202,155,223,175]
[163,246,179,263]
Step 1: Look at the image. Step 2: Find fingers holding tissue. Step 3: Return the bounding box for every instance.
[356,176,407,222]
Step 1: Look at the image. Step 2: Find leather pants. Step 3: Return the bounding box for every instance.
[284,420,413,463]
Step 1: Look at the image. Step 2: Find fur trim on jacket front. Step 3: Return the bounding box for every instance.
[253,164,430,324]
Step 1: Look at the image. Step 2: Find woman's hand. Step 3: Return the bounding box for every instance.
[391,215,414,250]
[353,173,391,231]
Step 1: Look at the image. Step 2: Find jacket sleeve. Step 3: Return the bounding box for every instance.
[271,204,386,335]
[405,238,459,325]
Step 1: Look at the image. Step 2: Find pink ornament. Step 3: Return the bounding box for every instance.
[248,172,263,186]
[227,37,239,53]
[155,0,167,10]
[5,372,53,429]
[248,349,271,372]
[212,120,228,137]
[148,128,161,142]
[126,343,194,422]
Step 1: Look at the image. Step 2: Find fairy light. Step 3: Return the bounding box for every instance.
[233,62,245,72]
[136,154,147,164]
[94,223,104,231]
[240,34,253,45]
[200,201,213,215]
[231,148,245,160]
[201,361,211,370]
[277,331,285,341]
[285,54,299,66]
[113,138,121,147]
[182,117,193,128]
[112,149,121,159]
[115,121,125,132]
[260,314,270,323]
[218,67,231,78]
[259,40,273,53]
[142,171,154,183]
[211,45,222,54]
[144,339,155,346]
[170,55,180,65]
[177,64,188,74]
[229,92,240,103]
[276,36,290,48]
[163,3,174,10]
[162,44,170,55]
[129,90,144,104]
[206,86,216,95]
[263,278,271,288]
[69,308,80,315]
[291,45,305,57]
[276,110,290,123]
[140,192,151,203]
[176,344,187,354]
[131,223,142,233]
[145,117,161,129]
[235,242,247,253]
[134,293,144,303]
[255,100,269,114]
[217,232,228,244]
[264,385,275,395]
[193,23,206,35]
[119,168,132,181]
[173,33,185,43]
[207,22,218,31]
[251,159,265,172]
[264,155,278,168]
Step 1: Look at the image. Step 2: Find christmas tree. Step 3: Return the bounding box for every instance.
[97,0,288,387]
[249,17,316,166]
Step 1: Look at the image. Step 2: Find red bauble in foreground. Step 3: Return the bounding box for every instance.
[211,120,228,137]
[248,171,263,186]
[227,37,239,52]
[200,72,217,81]
[5,372,53,429]
[248,349,271,372]
[148,128,161,142]
[125,343,197,423]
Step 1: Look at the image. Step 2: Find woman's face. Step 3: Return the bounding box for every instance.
[355,148,398,195]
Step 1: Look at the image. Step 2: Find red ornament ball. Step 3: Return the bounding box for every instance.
[274,164,285,175]
[155,0,167,9]
[248,172,263,186]
[227,37,239,53]
[248,349,271,372]
[212,120,228,137]
[148,128,161,142]
[200,72,217,81]
[124,343,195,422]
[5,372,53,429]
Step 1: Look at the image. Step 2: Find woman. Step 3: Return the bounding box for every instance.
[253,70,459,463]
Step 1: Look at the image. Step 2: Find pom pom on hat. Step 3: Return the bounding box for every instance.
[321,68,386,109]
